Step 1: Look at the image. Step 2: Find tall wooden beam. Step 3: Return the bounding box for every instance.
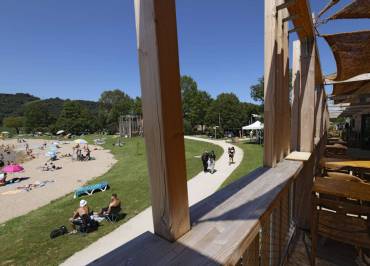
[291,40,301,151]
[282,7,291,157]
[315,86,324,139]
[134,0,190,241]
[264,0,290,167]
[264,0,278,167]
[299,38,316,152]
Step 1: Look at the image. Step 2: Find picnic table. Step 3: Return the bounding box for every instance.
[320,157,370,179]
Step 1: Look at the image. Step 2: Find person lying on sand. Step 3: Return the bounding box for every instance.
[69,199,90,232]
[98,193,121,216]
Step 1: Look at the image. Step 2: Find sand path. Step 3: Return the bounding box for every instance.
[62,136,243,266]
[0,139,116,224]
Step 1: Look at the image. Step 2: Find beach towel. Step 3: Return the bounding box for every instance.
[74,181,109,198]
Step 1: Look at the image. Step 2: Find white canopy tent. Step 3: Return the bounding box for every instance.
[242,121,264,130]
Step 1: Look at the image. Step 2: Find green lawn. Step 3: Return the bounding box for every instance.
[0,136,222,266]
[220,142,263,188]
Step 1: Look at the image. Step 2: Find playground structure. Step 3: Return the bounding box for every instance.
[118,115,143,138]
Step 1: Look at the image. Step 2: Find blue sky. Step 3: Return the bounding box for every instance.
[0,0,369,103]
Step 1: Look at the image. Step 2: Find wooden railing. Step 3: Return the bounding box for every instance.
[90,137,326,266]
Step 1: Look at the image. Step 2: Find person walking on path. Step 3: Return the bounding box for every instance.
[208,151,216,174]
[228,146,235,165]
[201,151,209,172]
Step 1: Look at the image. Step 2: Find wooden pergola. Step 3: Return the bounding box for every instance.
[94,0,331,264]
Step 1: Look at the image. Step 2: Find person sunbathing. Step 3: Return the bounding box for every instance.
[98,194,121,216]
[69,200,90,232]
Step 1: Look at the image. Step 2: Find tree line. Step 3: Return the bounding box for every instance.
[2,75,264,136]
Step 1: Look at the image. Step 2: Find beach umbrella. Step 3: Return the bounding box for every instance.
[2,164,24,173]
[74,139,88,144]
[56,130,64,135]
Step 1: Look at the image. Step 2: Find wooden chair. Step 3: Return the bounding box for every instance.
[311,177,370,265]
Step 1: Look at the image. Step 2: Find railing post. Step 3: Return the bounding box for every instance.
[134,0,190,241]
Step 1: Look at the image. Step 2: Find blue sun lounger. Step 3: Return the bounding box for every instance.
[74,181,109,198]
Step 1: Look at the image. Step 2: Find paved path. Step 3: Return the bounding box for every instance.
[62,137,243,266]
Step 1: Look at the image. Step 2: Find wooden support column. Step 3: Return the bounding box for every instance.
[291,40,301,151]
[299,38,316,152]
[315,86,324,139]
[264,0,290,167]
[282,7,291,157]
[134,0,190,241]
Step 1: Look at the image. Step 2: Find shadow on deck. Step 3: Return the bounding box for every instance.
[286,230,362,266]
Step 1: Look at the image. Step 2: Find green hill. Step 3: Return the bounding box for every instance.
[0,93,40,124]
[0,93,99,126]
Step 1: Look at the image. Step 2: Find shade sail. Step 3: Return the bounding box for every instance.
[330,0,370,19]
[323,30,370,81]
[242,121,264,130]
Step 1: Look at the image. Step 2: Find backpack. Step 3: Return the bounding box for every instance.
[50,225,68,239]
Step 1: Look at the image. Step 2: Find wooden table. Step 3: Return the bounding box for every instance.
[320,157,370,178]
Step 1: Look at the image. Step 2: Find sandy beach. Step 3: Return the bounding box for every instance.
[0,139,117,224]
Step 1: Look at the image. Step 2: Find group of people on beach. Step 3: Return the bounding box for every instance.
[73,144,91,161]
[200,146,236,174]
[0,144,15,168]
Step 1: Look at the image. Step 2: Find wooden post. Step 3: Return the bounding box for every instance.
[264,0,278,167]
[299,38,316,152]
[291,40,301,151]
[315,86,324,140]
[134,0,190,241]
[282,7,291,157]
[264,0,290,167]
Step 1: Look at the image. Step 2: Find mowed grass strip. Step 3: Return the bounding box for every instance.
[220,142,263,188]
[0,136,222,266]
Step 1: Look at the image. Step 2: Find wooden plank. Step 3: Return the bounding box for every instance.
[261,215,272,266]
[291,40,301,151]
[264,0,278,167]
[282,6,291,157]
[313,177,370,201]
[242,233,260,266]
[275,0,284,163]
[287,0,315,39]
[134,0,190,241]
[299,38,316,152]
[285,151,311,161]
[271,200,282,265]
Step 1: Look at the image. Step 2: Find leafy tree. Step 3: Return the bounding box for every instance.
[205,93,242,130]
[98,89,134,133]
[250,77,264,104]
[181,75,212,129]
[132,97,142,116]
[23,100,55,131]
[3,116,24,134]
[250,70,292,104]
[56,101,94,134]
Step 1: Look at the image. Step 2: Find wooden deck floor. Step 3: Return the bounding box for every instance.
[286,230,362,266]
